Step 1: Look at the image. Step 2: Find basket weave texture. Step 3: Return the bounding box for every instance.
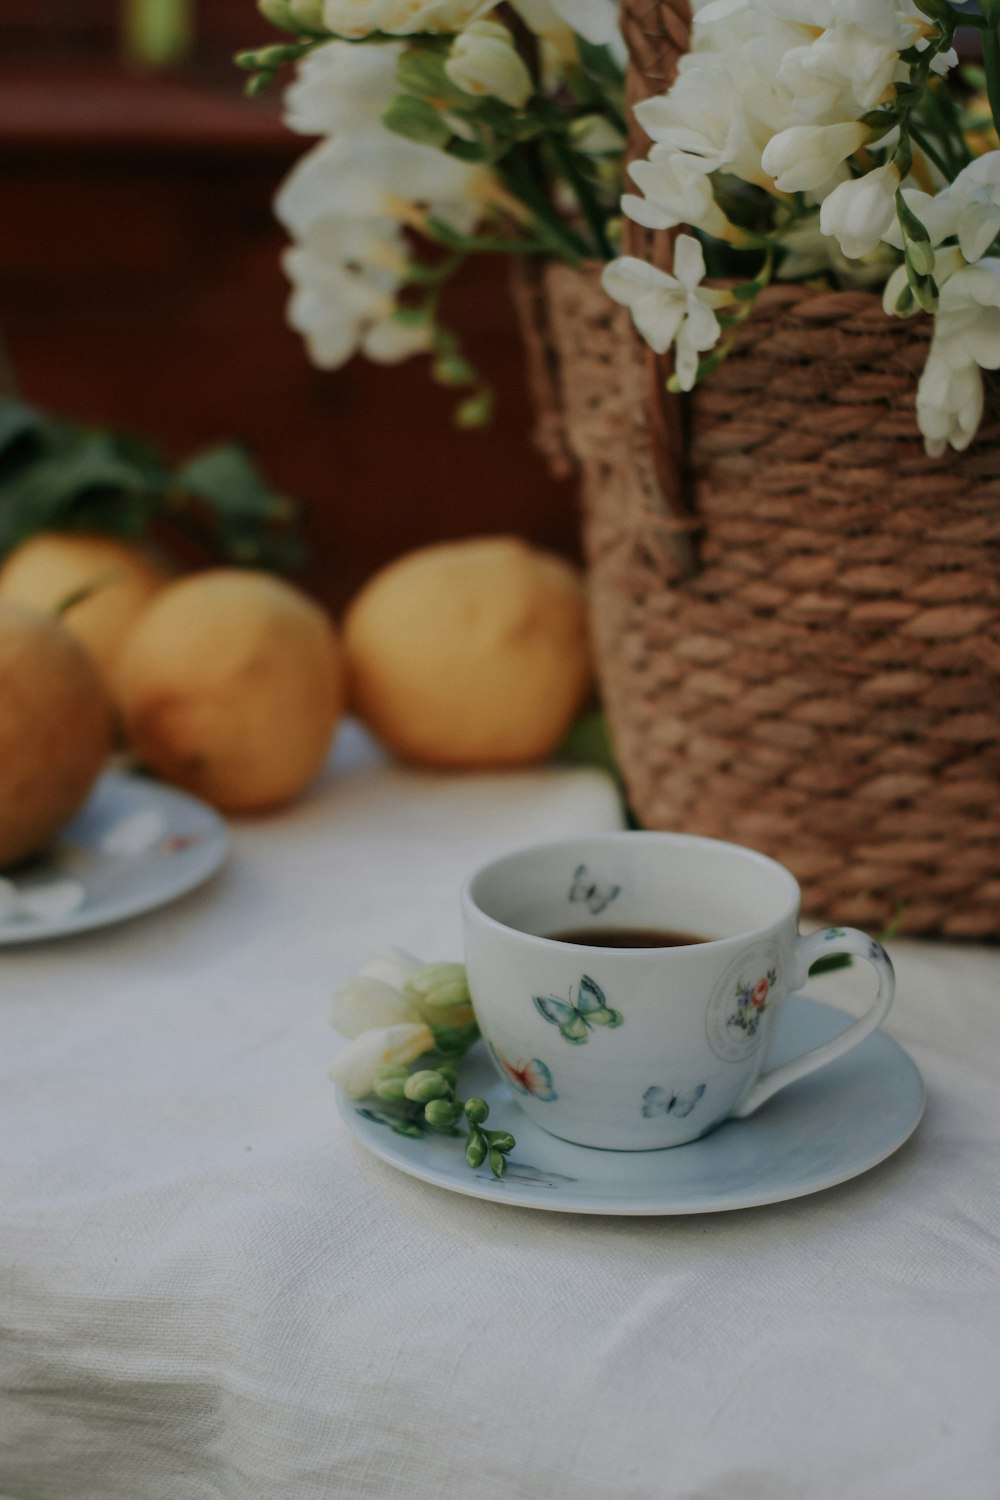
[516,0,1000,935]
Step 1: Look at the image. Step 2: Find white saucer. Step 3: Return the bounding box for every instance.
[0,771,229,944]
[338,995,925,1215]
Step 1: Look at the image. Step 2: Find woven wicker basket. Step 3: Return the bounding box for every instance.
[514,0,1000,937]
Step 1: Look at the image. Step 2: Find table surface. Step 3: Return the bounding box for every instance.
[3,724,999,1500]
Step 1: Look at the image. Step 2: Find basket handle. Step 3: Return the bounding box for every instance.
[620,0,696,572]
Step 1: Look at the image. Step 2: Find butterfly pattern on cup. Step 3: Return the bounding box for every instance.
[642,1083,706,1119]
[726,967,777,1040]
[569,864,621,916]
[489,1043,558,1101]
[533,974,624,1044]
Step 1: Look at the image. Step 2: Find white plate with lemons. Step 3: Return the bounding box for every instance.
[0,770,229,944]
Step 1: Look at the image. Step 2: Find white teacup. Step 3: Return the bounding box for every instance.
[462,832,895,1150]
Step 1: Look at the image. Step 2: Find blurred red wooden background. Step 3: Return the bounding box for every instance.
[0,3,580,612]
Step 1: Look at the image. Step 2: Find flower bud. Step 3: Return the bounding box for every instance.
[406,962,470,1010]
[374,1061,410,1081]
[403,1069,452,1103]
[445,21,533,109]
[289,0,326,26]
[464,1097,489,1124]
[374,1075,408,1101]
[488,1149,507,1178]
[329,1022,434,1100]
[258,0,299,30]
[568,114,623,155]
[407,963,476,1030]
[466,1129,488,1168]
[486,1130,515,1153]
[906,239,936,278]
[424,1098,460,1129]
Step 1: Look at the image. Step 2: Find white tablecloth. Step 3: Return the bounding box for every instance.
[2,724,999,1500]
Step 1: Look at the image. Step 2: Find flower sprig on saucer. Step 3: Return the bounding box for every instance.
[329,950,515,1178]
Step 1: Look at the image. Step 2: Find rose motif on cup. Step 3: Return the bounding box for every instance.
[705,946,782,1062]
[729,968,777,1039]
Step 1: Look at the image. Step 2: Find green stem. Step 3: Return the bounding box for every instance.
[983,17,1000,140]
[908,120,954,180]
[424,218,550,255]
[546,133,613,259]
[919,82,973,172]
[498,150,592,266]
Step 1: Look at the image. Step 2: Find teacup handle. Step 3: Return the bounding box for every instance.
[731,928,895,1119]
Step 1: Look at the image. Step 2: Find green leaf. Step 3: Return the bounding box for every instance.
[559,708,616,777]
[441,137,489,163]
[0,399,304,571]
[573,36,625,91]
[382,94,451,149]
[176,443,288,522]
[808,953,854,976]
[0,399,45,476]
[0,432,159,554]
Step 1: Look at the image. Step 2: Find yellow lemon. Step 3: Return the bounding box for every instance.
[0,602,113,867]
[116,569,344,812]
[0,532,170,693]
[344,536,592,768]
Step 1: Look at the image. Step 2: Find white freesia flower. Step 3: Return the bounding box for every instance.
[887,157,1000,266]
[277,134,487,240]
[275,43,497,371]
[624,147,731,238]
[885,254,1000,454]
[331,948,425,1036]
[282,230,422,369]
[548,0,620,43]
[445,20,533,108]
[569,114,625,155]
[819,161,900,260]
[282,37,400,135]
[761,120,867,193]
[779,211,894,287]
[933,258,1000,375]
[602,235,729,391]
[776,0,929,116]
[330,975,422,1036]
[916,353,983,457]
[636,11,815,189]
[321,0,490,36]
[513,0,620,47]
[506,0,621,90]
[329,1023,434,1098]
[359,947,425,988]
